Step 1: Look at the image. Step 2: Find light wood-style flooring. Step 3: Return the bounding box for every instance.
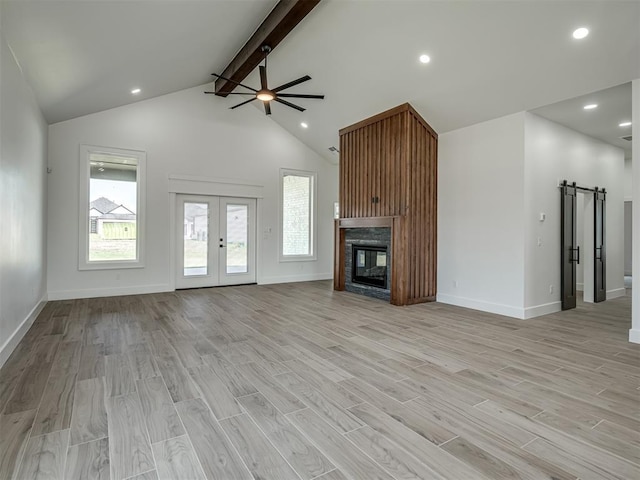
[0,281,638,480]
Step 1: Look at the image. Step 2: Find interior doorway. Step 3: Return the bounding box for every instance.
[176,194,256,289]
[560,181,606,310]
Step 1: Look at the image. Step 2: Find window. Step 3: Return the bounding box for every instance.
[280,169,316,260]
[79,145,146,269]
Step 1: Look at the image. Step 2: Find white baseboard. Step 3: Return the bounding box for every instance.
[629,328,640,344]
[606,288,626,300]
[576,283,584,292]
[258,273,332,285]
[523,301,562,319]
[48,283,172,301]
[0,296,47,369]
[436,293,525,319]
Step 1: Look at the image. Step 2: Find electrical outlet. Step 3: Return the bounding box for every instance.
[549,284,554,294]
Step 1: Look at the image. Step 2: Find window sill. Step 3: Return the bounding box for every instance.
[78,261,144,271]
[279,255,317,263]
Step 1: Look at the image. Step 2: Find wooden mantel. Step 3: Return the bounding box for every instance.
[334,103,438,306]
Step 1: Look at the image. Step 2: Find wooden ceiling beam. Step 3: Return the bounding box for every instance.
[214,0,322,96]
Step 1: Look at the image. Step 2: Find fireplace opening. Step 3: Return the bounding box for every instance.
[352,245,388,289]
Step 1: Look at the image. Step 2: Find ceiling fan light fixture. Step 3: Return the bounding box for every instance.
[209,45,322,115]
[256,90,275,102]
[572,27,589,39]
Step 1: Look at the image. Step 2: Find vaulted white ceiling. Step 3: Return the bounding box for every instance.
[531,82,632,157]
[2,1,638,163]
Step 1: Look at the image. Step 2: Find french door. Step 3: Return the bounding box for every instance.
[560,182,578,310]
[560,181,607,309]
[594,188,606,302]
[176,195,256,289]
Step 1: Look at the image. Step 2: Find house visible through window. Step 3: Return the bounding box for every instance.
[79,145,145,269]
[281,169,315,260]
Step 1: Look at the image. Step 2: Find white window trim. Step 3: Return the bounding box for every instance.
[279,168,317,262]
[78,144,146,270]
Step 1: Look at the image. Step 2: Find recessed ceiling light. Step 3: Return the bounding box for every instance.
[419,54,431,64]
[583,104,598,110]
[619,121,632,127]
[572,27,589,39]
[131,88,141,95]
[300,122,308,129]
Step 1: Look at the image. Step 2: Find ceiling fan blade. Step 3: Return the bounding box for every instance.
[272,75,311,93]
[275,98,305,112]
[259,66,268,90]
[230,97,257,109]
[211,73,258,92]
[204,92,255,95]
[264,101,271,115]
[276,93,324,99]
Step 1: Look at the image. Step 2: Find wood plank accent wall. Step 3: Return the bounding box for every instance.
[335,103,438,305]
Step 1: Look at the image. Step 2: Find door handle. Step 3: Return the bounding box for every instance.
[570,246,580,264]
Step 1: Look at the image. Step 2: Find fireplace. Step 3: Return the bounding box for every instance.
[352,245,388,288]
[343,227,391,301]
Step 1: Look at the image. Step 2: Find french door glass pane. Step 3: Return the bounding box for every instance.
[184,202,208,276]
[226,204,248,274]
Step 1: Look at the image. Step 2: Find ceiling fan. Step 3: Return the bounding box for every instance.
[205,45,324,115]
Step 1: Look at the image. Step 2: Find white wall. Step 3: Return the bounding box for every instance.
[47,86,337,299]
[0,31,48,366]
[630,78,639,344]
[437,112,526,318]
[438,111,625,320]
[524,113,625,315]
[624,157,633,200]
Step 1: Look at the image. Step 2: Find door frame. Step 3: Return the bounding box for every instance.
[168,175,264,291]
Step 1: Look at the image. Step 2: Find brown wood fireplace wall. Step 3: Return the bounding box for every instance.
[334,103,438,305]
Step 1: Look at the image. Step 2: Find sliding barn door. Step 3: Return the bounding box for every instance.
[561,182,578,310]
[594,188,606,302]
